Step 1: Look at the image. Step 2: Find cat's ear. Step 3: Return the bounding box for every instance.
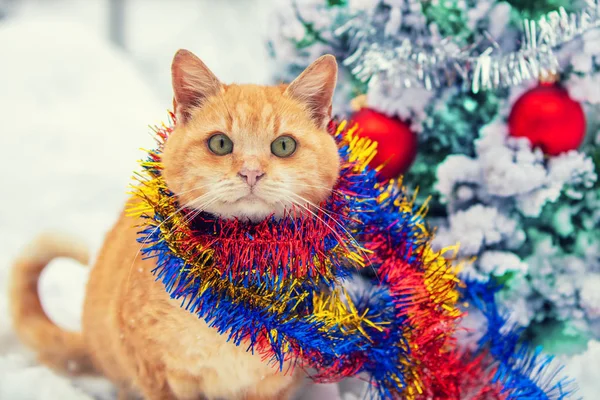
[285,55,338,129]
[171,49,222,124]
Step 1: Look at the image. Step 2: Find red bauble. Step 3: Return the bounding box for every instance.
[508,84,586,156]
[350,108,418,180]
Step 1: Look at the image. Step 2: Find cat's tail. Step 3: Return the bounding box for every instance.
[10,233,97,375]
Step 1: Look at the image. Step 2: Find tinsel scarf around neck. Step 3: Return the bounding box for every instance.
[129,117,574,400]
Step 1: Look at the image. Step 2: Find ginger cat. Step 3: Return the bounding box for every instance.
[10,49,340,400]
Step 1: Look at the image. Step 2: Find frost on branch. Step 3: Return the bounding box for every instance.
[437,118,597,218]
[433,204,522,257]
[366,81,434,132]
[434,114,598,334]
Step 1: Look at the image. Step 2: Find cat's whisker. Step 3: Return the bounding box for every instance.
[126,192,220,289]
[281,194,350,254]
[289,181,349,198]
[181,197,220,225]
[188,184,245,208]
[289,191,353,230]
[124,200,194,292]
[181,193,222,220]
[281,196,374,278]
[282,190,378,280]
[290,192,371,257]
[125,190,219,292]
[184,191,221,209]
[175,181,226,197]
[280,189,353,238]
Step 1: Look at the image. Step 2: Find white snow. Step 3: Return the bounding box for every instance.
[0,354,94,400]
[0,12,162,342]
[0,12,160,400]
[434,204,520,256]
[367,82,434,132]
[580,275,600,320]
[565,341,600,399]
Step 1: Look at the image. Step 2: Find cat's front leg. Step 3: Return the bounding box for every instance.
[120,326,179,400]
[242,373,303,400]
[117,388,142,400]
[135,375,178,400]
[165,368,207,400]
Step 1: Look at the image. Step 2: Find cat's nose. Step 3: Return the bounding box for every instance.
[238,168,265,186]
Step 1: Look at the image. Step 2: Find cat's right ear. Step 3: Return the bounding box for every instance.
[171,49,222,124]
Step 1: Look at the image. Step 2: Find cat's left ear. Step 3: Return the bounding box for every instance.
[285,55,338,129]
[171,49,223,124]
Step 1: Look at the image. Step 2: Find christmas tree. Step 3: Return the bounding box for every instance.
[268,0,600,359]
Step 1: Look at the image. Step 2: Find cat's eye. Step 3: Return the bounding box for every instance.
[271,136,297,158]
[207,133,233,155]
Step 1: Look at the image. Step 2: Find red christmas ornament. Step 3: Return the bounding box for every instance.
[508,84,586,156]
[350,108,418,180]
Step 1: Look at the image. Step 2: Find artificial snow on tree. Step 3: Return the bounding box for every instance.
[267,0,600,385]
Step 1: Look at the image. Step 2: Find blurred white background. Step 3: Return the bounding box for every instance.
[2,0,277,101]
[0,1,360,398]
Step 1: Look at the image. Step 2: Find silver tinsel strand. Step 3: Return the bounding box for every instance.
[338,0,600,92]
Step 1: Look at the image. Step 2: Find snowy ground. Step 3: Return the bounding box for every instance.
[0,1,597,399]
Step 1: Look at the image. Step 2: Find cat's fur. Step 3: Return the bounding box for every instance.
[10,50,339,400]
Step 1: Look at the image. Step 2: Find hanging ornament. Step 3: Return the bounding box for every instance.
[508,84,586,156]
[350,107,418,180]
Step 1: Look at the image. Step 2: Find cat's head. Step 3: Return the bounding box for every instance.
[162,50,340,222]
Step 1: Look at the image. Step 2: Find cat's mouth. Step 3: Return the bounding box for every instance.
[236,194,262,203]
[179,188,290,222]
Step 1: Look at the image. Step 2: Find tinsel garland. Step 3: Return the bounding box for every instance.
[128,115,574,399]
[335,0,600,92]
